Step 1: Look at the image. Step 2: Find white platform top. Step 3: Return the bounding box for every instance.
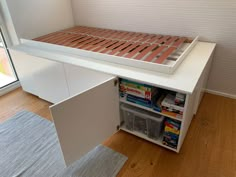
[10,41,216,94]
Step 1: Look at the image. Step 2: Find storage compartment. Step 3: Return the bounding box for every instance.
[120,78,186,119]
[121,103,164,139]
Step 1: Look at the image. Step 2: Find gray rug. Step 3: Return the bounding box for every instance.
[0,111,127,177]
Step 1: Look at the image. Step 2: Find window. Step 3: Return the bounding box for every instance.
[0,26,18,89]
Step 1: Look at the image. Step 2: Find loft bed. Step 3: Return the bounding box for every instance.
[32,26,198,74]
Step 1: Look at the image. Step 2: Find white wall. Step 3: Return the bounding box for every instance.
[6,0,74,39]
[71,0,236,97]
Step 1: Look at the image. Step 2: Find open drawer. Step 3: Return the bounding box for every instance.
[50,74,120,166]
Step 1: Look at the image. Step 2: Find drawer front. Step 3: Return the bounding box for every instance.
[50,76,119,166]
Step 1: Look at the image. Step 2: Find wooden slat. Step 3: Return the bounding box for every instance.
[130,33,149,42]
[45,34,70,43]
[37,33,66,42]
[128,33,143,41]
[60,35,87,46]
[75,37,99,48]
[116,43,141,57]
[85,39,112,51]
[55,34,79,45]
[165,36,179,45]
[155,36,171,44]
[100,41,126,54]
[34,26,192,65]
[67,36,92,47]
[115,32,130,40]
[112,31,129,40]
[155,47,176,64]
[147,35,162,43]
[144,46,167,62]
[92,40,118,52]
[34,32,62,41]
[101,30,118,38]
[125,43,150,58]
[96,29,112,38]
[79,38,105,50]
[56,35,85,45]
[139,34,156,42]
[92,29,109,37]
[172,37,187,48]
[108,42,133,55]
[123,33,140,41]
[91,28,107,36]
[117,32,133,40]
[107,31,124,39]
[79,28,95,34]
[52,34,78,44]
[134,44,159,60]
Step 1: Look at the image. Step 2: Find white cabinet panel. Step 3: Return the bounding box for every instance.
[10,50,40,95]
[50,77,119,166]
[10,50,69,103]
[33,59,69,103]
[64,63,114,96]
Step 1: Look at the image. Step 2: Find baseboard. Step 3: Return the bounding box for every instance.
[0,81,21,96]
[205,89,236,99]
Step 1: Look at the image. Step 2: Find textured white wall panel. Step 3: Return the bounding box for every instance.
[6,0,75,39]
[71,0,236,96]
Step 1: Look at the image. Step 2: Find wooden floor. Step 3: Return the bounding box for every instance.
[1,87,236,177]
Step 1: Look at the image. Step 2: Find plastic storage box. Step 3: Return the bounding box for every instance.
[120,104,164,139]
[147,116,164,140]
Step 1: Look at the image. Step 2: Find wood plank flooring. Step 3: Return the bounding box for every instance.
[1,87,236,177]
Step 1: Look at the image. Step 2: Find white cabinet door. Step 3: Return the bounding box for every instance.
[33,58,69,103]
[10,49,69,103]
[50,76,120,166]
[64,63,114,97]
[10,50,39,95]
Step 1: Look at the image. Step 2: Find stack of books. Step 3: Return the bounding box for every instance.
[162,118,181,149]
[119,79,154,108]
[161,93,185,119]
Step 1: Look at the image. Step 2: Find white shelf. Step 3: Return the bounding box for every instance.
[120,126,178,152]
[119,98,183,122]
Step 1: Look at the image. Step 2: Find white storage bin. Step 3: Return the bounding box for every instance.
[120,104,164,138]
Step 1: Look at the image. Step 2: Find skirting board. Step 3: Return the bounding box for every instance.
[205,89,236,100]
[0,81,20,96]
